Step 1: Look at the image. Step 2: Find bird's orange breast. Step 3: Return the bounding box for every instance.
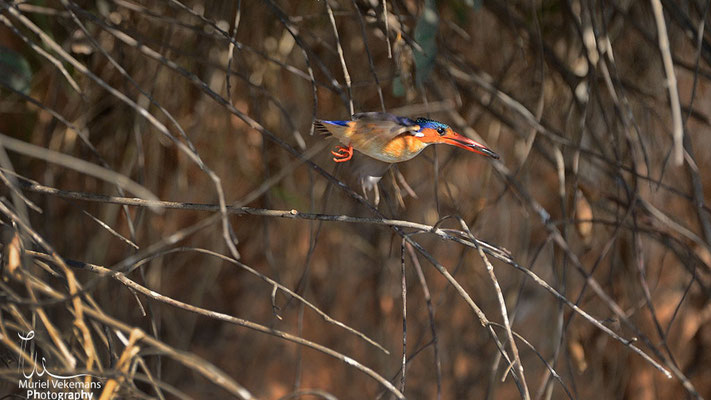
[367,135,426,163]
[325,121,427,163]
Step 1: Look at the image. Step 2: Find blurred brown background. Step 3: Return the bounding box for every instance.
[1,0,710,399]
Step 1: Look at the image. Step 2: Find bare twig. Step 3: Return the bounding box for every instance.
[650,0,684,165]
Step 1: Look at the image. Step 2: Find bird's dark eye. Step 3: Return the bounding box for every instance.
[436,127,446,135]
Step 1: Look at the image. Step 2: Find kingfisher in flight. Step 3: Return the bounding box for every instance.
[314,112,499,204]
[315,112,499,163]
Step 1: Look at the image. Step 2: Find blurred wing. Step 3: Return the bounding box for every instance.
[351,113,420,140]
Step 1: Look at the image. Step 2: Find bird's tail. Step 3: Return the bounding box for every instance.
[313,120,332,137]
[314,120,351,137]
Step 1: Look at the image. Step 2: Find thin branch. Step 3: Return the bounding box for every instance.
[650,0,684,165]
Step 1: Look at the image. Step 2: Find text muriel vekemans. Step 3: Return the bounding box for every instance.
[19,379,101,399]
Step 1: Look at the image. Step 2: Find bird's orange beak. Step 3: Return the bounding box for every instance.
[441,131,500,159]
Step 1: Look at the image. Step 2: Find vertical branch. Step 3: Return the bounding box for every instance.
[351,0,386,112]
[406,242,441,400]
[225,0,243,100]
[325,1,355,116]
[383,0,392,58]
[400,240,408,394]
[650,0,684,165]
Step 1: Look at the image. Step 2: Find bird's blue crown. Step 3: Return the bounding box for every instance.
[415,117,449,131]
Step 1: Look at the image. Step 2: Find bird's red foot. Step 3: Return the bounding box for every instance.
[331,144,353,162]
